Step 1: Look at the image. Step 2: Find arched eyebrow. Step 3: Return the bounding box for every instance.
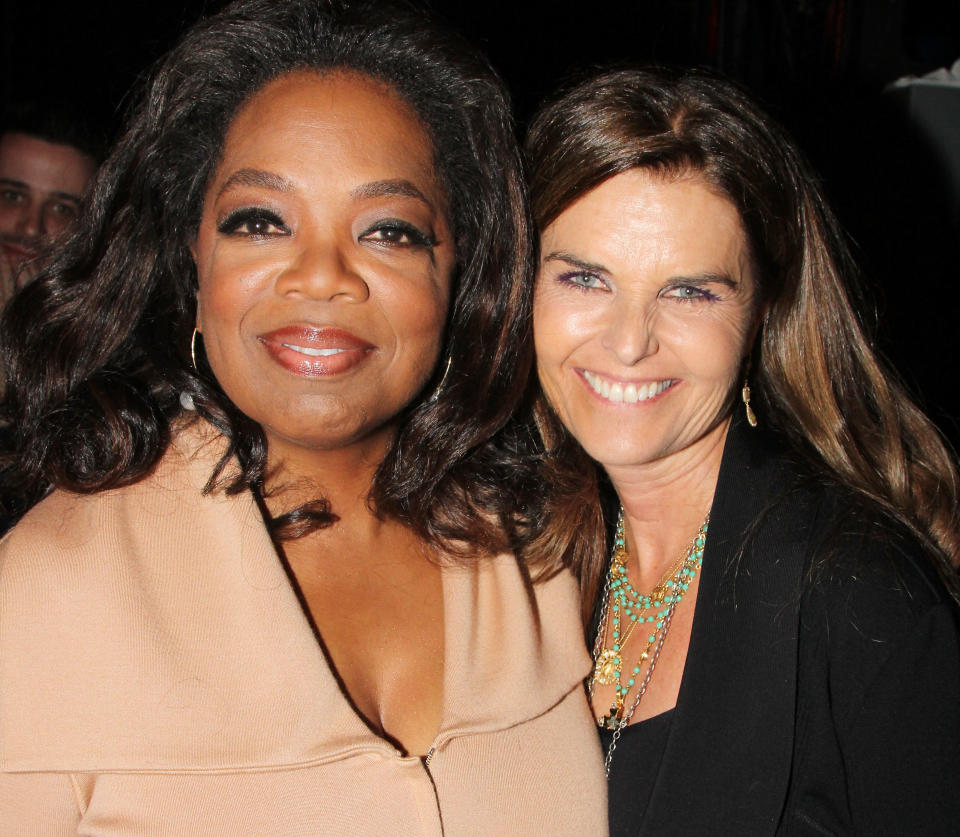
[214,171,437,212]
[216,168,293,199]
[542,251,608,274]
[669,272,737,289]
[351,178,435,211]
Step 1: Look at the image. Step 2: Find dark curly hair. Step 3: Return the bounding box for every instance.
[0,0,537,559]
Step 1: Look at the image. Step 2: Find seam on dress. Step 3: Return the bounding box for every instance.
[68,772,88,816]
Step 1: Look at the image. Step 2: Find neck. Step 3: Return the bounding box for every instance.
[261,425,394,531]
[605,416,730,587]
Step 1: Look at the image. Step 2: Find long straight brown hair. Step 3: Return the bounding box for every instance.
[524,66,960,621]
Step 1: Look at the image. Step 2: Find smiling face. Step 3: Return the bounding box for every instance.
[0,132,97,270]
[533,169,759,474]
[193,71,454,457]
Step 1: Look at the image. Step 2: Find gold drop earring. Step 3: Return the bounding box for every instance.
[741,377,758,427]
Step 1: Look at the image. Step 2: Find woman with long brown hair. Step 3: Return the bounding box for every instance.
[0,1,608,831]
[527,66,960,835]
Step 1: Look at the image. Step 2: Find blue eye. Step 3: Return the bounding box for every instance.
[217,208,289,237]
[558,271,606,291]
[359,219,435,249]
[666,284,718,302]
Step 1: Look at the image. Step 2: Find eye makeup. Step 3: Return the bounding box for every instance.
[216,207,289,237]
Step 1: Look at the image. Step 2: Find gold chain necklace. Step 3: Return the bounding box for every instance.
[589,509,709,775]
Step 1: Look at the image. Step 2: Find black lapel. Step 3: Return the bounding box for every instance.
[638,416,815,835]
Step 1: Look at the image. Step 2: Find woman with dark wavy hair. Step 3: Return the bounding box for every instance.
[526,66,960,835]
[0,1,608,831]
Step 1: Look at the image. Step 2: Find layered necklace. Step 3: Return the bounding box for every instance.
[589,508,709,776]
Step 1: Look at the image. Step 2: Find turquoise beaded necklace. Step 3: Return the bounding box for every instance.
[590,509,709,741]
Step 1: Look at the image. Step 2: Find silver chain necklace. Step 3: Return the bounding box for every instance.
[589,509,708,778]
[590,600,677,777]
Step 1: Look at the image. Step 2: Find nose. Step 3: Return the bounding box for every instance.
[274,237,369,303]
[14,202,42,239]
[600,296,659,366]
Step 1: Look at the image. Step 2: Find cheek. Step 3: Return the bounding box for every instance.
[533,287,579,364]
[41,208,72,236]
[369,273,449,394]
[533,299,582,418]
[0,204,23,230]
[666,311,752,384]
[197,284,249,342]
[194,239,271,336]
[379,259,450,339]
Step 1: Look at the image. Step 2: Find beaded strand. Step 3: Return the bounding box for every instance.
[590,509,709,749]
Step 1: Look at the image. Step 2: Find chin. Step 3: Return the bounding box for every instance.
[588,448,663,471]
[265,409,397,452]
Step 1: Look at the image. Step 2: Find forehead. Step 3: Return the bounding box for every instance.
[0,132,96,196]
[544,169,749,276]
[213,71,439,192]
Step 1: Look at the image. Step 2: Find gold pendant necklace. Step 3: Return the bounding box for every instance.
[590,509,709,735]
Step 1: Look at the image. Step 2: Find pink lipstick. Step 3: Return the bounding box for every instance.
[259,326,375,377]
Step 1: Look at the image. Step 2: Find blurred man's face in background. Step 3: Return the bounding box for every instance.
[0,132,96,273]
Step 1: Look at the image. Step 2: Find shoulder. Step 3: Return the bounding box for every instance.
[789,482,960,723]
[4,423,212,576]
[715,419,956,669]
[719,419,951,614]
[0,420,234,625]
[0,420,229,567]
[751,461,954,643]
[0,423,288,772]
[0,421,246,652]
[801,481,952,625]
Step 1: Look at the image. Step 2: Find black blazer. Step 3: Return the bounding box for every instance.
[633,415,960,836]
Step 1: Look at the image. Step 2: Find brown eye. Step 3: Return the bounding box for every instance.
[359,219,434,248]
[48,202,78,219]
[0,188,26,205]
[217,208,289,237]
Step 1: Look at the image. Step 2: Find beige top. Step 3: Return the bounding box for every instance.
[0,424,607,835]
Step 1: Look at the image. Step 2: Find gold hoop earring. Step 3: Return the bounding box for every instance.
[191,328,200,372]
[429,356,452,403]
[742,378,758,427]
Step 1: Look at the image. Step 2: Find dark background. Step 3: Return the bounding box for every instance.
[4,0,960,441]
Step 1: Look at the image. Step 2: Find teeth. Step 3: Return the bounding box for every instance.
[583,371,673,405]
[282,344,346,358]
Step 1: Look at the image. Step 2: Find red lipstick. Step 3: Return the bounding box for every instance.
[258,326,375,377]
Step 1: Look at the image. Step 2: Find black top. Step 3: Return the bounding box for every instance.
[599,414,960,836]
[600,710,674,837]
